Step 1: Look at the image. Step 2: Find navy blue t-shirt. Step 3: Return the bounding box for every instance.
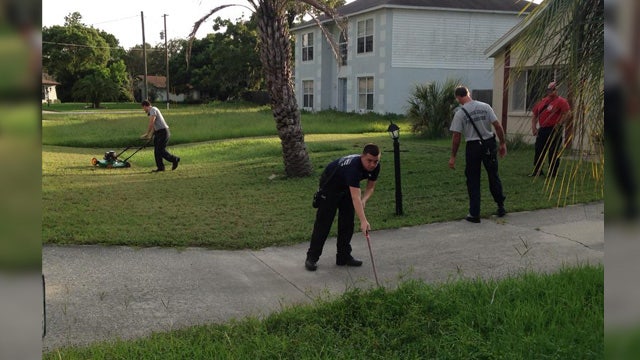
[320,154,380,192]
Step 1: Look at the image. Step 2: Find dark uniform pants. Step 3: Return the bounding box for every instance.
[533,126,562,176]
[306,191,355,262]
[465,138,505,217]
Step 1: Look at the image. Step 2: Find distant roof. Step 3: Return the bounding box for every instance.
[293,0,534,30]
[42,73,60,86]
[136,75,166,89]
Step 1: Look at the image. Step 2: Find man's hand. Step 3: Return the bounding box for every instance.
[448,156,456,170]
[360,220,370,236]
[498,143,507,158]
[140,132,152,140]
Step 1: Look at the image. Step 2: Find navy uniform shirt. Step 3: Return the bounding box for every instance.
[320,154,380,193]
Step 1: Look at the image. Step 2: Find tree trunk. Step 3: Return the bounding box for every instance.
[256,0,313,178]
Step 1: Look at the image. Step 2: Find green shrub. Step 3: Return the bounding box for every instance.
[407,78,461,139]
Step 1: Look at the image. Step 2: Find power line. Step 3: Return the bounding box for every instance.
[42,40,167,52]
[90,15,139,26]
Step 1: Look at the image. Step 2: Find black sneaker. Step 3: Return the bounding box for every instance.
[305,258,318,271]
[151,169,164,173]
[465,214,481,223]
[172,157,180,170]
[336,257,363,267]
[496,207,506,217]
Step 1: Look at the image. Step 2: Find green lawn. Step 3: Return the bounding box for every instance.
[42,104,604,358]
[42,105,601,248]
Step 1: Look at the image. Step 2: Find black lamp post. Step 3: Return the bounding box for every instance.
[387,122,403,215]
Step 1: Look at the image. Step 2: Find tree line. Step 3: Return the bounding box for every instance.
[42,11,265,108]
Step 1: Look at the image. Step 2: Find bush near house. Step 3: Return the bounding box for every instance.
[407,78,461,139]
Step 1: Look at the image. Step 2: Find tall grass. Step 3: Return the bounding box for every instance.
[43,264,603,359]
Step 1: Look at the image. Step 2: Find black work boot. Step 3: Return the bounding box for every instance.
[305,257,318,271]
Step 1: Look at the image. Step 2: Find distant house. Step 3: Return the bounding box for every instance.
[134,75,200,103]
[42,73,60,104]
[290,0,532,115]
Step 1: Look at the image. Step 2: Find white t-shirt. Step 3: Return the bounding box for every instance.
[449,100,498,141]
[148,106,169,131]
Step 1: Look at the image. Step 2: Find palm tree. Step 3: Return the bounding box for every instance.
[510,0,603,195]
[188,1,344,178]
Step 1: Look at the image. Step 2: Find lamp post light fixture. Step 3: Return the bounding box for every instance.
[387,122,403,215]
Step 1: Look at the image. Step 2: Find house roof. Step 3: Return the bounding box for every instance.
[42,73,60,86]
[484,2,540,57]
[337,0,533,15]
[136,75,166,89]
[292,0,534,31]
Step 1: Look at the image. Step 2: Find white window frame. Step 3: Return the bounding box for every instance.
[302,80,314,109]
[509,68,562,113]
[357,76,374,112]
[356,19,374,54]
[302,32,314,62]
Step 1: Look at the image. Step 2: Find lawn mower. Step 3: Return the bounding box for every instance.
[90,139,151,168]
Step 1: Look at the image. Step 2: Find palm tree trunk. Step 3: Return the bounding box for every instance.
[256,0,313,177]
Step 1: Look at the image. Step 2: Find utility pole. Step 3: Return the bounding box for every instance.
[163,14,169,109]
[141,11,148,101]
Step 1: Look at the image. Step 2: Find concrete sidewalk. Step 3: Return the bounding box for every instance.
[42,202,603,352]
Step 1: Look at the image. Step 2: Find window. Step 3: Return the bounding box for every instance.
[510,69,559,112]
[471,89,493,107]
[357,19,373,54]
[302,32,314,62]
[358,76,374,111]
[302,80,314,109]
[339,30,348,65]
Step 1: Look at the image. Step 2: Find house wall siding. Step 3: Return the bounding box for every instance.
[391,10,519,70]
[293,6,525,115]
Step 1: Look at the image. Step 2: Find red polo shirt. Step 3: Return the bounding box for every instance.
[533,95,570,128]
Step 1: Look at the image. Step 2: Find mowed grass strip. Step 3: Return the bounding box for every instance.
[43,264,603,360]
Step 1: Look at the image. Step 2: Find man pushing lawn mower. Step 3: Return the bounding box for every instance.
[140,100,180,173]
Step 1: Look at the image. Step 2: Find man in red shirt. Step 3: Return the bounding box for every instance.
[530,81,571,177]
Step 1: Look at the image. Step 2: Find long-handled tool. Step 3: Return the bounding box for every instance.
[365,232,380,286]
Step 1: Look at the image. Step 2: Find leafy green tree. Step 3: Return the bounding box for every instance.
[71,66,119,108]
[42,12,119,102]
[407,78,462,139]
[510,0,603,189]
[189,0,347,177]
[178,16,262,101]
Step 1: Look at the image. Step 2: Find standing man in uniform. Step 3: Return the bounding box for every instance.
[449,86,507,223]
[140,100,180,172]
[305,144,381,271]
[529,81,571,177]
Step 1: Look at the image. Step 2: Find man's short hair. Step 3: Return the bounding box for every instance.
[141,100,151,107]
[363,143,380,156]
[454,86,469,98]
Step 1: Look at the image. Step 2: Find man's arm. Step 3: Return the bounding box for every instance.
[361,180,376,208]
[350,185,371,235]
[531,113,539,136]
[492,120,507,158]
[448,132,461,169]
[141,115,155,139]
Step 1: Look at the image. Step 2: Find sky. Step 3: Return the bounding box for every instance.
[42,0,356,49]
